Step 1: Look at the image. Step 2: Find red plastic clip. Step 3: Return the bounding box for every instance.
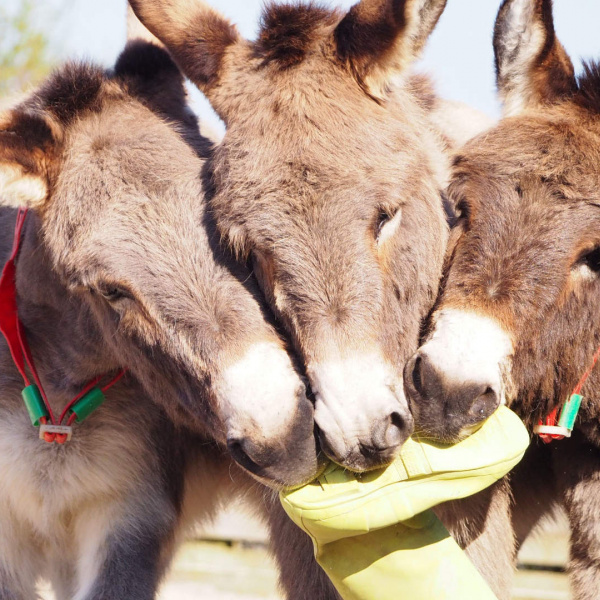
[534,407,567,444]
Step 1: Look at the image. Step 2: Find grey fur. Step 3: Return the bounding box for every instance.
[0,41,328,599]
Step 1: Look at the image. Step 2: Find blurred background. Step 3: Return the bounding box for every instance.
[2,0,600,137]
[3,1,590,598]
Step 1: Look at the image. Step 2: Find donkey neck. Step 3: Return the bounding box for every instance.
[9,214,118,410]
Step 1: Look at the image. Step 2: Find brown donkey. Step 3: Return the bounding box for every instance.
[406,0,600,597]
[129,0,462,473]
[0,39,337,599]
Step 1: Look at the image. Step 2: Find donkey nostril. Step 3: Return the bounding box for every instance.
[411,356,424,396]
[387,411,410,447]
[227,437,263,473]
[469,387,499,419]
[373,411,413,450]
[227,438,246,460]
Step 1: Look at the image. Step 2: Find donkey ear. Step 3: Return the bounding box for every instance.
[334,0,447,99]
[494,0,576,116]
[128,0,240,120]
[126,3,163,47]
[0,110,56,209]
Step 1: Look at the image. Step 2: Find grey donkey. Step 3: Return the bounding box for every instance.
[0,40,335,599]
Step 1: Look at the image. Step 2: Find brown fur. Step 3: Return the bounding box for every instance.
[257,3,338,69]
[408,1,600,598]
[128,0,239,104]
[131,0,454,474]
[336,0,447,98]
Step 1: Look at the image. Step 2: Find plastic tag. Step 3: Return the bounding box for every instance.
[39,424,73,442]
[533,424,571,438]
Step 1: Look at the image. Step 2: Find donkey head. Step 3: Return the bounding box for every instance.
[405,0,600,441]
[130,0,450,471]
[0,41,321,486]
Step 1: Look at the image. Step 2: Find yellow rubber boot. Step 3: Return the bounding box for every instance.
[316,511,497,600]
[280,407,529,600]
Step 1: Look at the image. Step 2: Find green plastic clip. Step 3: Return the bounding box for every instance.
[69,387,106,423]
[557,393,583,432]
[22,384,49,427]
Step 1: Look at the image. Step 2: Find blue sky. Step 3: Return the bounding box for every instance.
[12,0,600,135]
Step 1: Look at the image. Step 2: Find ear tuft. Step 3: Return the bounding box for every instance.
[0,164,48,209]
[257,3,336,69]
[494,0,576,116]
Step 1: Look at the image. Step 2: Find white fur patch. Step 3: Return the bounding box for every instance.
[420,309,514,403]
[0,165,47,208]
[309,354,408,453]
[571,263,597,284]
[72,503,117,600]
[217,342,304,438]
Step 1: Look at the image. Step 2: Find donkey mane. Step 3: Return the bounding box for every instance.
[31,63,105,127]
[257,3,339,69]
[115,39,180,81]
[6,44,213,167]
[576,60,600,114]
[26,44,184,128]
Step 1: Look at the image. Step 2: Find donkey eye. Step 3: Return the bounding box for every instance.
[579,247,600,274]
[454,198,470,223]
[102,288,124,301]
[96,285,130,303]
[375,208,403,246]
[375,210,392,239]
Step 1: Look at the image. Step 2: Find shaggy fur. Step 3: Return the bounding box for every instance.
[407,1,600,598]
[0,40,329,599]
[336,0,447,98]
[258,3,338,69]
[131,0,453,474]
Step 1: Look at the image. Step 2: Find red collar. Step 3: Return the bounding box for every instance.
[0,208,126,444]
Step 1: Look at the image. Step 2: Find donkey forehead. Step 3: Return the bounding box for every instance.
[215,115,433,228]
[223,61,427,150]
[45,102,213,273]
[455,112,600,190]
[445,176,600,315]
[55,101,202,210]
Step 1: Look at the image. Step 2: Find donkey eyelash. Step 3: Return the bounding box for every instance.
[94,283,135,303]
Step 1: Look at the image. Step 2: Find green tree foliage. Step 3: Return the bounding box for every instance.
[0,1,56,97]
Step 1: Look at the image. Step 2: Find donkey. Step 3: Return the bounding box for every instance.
[405,0,600,597]
[128,0,460,476]
[0,37,337,598]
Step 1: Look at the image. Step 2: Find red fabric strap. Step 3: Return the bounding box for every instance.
[0,208,126,441]
[0,208,31,384]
